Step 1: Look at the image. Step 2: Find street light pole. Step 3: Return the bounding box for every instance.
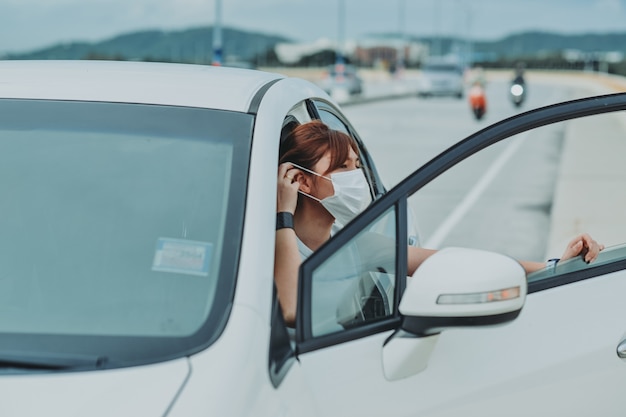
[212,0,223,66]
[397,0,406,73]
[433,0,441,56]
[336,0,345,65]
[454,0,473,67]
[466,5,473,67]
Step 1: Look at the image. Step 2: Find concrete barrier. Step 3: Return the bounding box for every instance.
[541,71,626,257]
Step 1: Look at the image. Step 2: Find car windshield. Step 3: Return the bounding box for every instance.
[423,63,461,73]
[329,65,356,76]
[0,99,253,369]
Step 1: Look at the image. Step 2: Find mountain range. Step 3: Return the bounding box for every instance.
[3,26,626,65]
[2,27,289,65]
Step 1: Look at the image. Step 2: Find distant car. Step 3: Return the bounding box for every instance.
[418,58,465,98]
[319,63,363,96]
[1,60,626,417]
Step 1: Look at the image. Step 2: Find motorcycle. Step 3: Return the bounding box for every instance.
[468,82,487,120]
[510,79,526,108]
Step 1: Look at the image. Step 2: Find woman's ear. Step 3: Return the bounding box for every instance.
[295,172,312,193]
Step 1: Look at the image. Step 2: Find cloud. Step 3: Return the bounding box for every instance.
[596,0,624,12]
[0,0,218,53]
[2,0,626,54]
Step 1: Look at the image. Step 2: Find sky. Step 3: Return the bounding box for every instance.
[1,0,626,54]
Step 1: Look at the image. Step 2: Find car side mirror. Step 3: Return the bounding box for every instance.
[382,247,526,381]
[400,247,527,336]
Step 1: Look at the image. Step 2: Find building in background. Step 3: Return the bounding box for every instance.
[274,36,428,68]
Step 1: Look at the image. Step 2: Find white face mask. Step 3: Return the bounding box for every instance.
[290,163,372,227]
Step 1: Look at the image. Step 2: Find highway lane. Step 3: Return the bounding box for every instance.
[343,75,608,262]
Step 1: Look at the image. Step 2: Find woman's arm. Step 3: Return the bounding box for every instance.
[274,227,300,325]
[274,162,302,326]
[407,233,604,277]
[521,233,604,275]
[407,246,438,276]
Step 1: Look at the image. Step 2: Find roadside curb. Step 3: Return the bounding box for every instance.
[338,91,417,107]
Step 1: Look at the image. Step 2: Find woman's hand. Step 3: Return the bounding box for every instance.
[277,162,301,214]
[560,233,605,264]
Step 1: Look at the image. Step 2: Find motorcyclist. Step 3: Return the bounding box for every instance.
[510,63,526,107]
[513,63,526,86]
[468,79,486,120]
[467,66,487,120]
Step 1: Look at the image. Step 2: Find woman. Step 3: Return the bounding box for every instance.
[274,120,603,325]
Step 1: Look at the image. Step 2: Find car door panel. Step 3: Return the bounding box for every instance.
[297,269,626,416]
[419,270,626,416]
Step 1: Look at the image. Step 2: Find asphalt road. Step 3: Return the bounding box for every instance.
[341,71,626,262]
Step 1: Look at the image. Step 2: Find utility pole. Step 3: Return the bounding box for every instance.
[212,0,223,66]
[466,5,473,67]
[336,0,346,66]
[433,0,441,56]
[397,0,406,73]
[455,0,473,67]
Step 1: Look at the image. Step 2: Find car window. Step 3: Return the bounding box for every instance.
[315,104,385,198]
[307,208,397,338]
[0,99,253,368]
[422,62,463,75]
[423,64,463,74]
[410,125,561,261]
[327,64,357,76]
[296,205,402,350]
[410,109,626,289]
[409,111,626,290]
[316,107,351,134]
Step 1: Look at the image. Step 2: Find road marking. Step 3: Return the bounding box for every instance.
[424,132,529,249]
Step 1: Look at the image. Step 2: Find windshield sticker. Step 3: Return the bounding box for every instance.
[152,238,213,276]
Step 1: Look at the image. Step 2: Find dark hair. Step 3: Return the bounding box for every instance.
[279,120,359,175]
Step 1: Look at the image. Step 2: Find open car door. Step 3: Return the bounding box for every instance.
[292,93,626,417]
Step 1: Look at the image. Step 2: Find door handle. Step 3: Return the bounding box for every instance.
[617,339,626,359]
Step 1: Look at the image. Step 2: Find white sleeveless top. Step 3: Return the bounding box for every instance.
[296,236,314,261]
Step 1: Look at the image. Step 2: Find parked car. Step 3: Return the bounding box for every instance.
[417,57,465,98]
[0,60,625,416]
[318,63,363,96]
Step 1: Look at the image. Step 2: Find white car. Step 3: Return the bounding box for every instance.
[417,58,465,98]
[0,60,625,416]
[318,63,364,96]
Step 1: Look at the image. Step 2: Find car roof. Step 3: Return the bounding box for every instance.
[0,60,284,112]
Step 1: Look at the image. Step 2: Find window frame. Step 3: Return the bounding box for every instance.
[528,244,626,293]
[269,97,391,382]
[313,100,387,199]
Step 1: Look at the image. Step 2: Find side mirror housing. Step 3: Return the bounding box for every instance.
[382,247,526,381]
[400,247,527,336]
